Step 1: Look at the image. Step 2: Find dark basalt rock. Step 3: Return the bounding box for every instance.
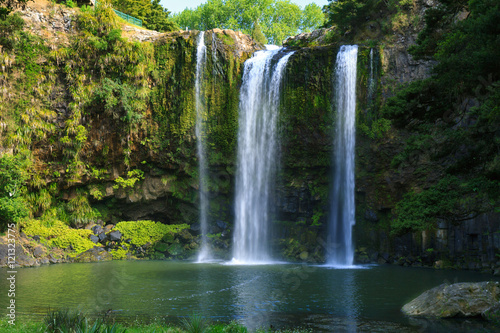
[92,225,103,235]
[98,232,107,242]
[108,230,122,242]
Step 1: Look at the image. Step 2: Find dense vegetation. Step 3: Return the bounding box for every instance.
[111,0,177,32]
[0,0,250,238]
[379,0,500,234]
[172,0,325,45]
[322,0,417,40]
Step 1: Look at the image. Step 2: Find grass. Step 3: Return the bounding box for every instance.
[0,312,314,333]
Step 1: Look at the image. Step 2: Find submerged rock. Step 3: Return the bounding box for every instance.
[402,282,500,318]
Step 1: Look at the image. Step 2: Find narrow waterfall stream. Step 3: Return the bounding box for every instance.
[328,45,358,266]
[232,46,294,264]
[195,31,211,262]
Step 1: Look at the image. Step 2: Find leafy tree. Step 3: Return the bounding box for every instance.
[144,0,176,32]
[0,11,23,50]
[322,0,371,35]
[301,3,325,32]
[409,0,469,59]
[172,0,325,45]
[252,20,267,44]
[111,0,177,32]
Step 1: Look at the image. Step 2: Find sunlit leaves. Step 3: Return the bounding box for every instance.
[173,0,325,45]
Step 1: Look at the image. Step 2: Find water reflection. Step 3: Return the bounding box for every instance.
[231,266,272,331]
[339,270,359,332]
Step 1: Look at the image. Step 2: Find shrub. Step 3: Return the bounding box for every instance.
[114,220,189,247]
[0,12,24,50]
[180,313,208,333]
[22,219,95,254]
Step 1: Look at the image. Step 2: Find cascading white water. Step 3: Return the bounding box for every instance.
[195,31,211,262]
[368,48,376,102]
[328,45,358,267]
[232,46,294,264]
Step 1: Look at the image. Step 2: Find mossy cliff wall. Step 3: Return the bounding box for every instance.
[96,29,261,233]
[275,40,499,270]
[0,0,260,253]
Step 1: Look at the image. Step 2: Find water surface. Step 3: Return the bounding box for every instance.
[1,262,498,332]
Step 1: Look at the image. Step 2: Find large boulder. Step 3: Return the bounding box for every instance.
[402,282,500,318]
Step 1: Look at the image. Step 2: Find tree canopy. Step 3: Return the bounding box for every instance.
[172,0,325,45]
[111,0,177,32]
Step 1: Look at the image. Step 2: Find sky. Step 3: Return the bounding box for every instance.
[160,0,329,14]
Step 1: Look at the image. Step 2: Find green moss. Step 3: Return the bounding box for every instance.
[154,242,169,252]
[110,247,128,259]
[167,242,183,256]
[114,220,189,247]
[21,219,95,254]
[280,46,336,169]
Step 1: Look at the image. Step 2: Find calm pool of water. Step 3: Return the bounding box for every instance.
[1,261,498,332]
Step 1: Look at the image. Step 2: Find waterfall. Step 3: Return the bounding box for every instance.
[368,48,375,100]
[328,45,358,267]
[232,46,294,264]
[195,31,211,262]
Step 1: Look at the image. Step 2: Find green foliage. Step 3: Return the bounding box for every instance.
[251,20,267,44]
[172,0,324,45]
[113,169,144,189]
[392,176,499,235]
[409,0,469,59]
[0,152,30,231]
[13,31,49,90]
[76,0,118,37]
[110,247,128,259]
[383,0,500,232]
[112,0,177,32]
[381,79,447,127]
[44,310,126,333]
[311,210,323,227]
[359,118,391,139]
[0,11,24,50]
[114,220,189,247]
[64,0,76,8]
[180,313,208,333]
[208,321,247,333]
[323,0,371,35]
[322,0,417,40]
[66,192,100,226]
[94,78,146,123]
[280,47,336,168]
[22,219,96,254]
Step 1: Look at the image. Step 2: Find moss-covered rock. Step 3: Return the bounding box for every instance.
[402,282,500,318]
